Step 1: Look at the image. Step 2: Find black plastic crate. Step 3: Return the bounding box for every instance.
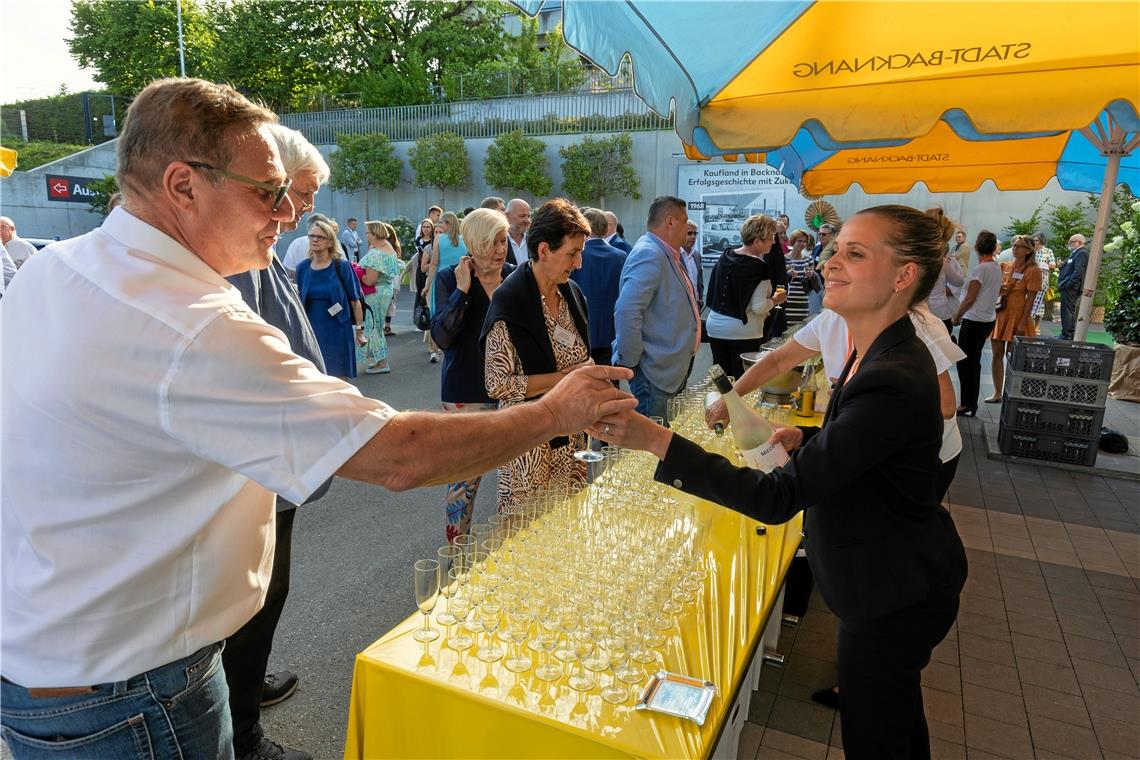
[999,396,1105,437]
[1009,337,1115,381]
[997,425,1099,467]
[1004,370,1109,409]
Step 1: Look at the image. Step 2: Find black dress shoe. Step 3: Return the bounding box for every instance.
[956,406,977,417]
[811,686,840,710]
[261,671,299,707]
[237,737,311,760]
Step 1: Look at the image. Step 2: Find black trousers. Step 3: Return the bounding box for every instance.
[935,454,959,505]
[709,336,762,382]
[955,319,993,410]
[837,586,961,760]
[223,508,296,755]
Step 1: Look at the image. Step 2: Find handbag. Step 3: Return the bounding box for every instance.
[414,304,432,331]
[995,293,1007,313]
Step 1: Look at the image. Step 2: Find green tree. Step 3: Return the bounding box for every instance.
[85,174,119,217]
[1103,199,1140,343]
[328,133,403,219]
[410,131,470,207]
[1005,202,1046,238]
[559,134,641,209]
[68,0,218,94]
[484,131,551,198]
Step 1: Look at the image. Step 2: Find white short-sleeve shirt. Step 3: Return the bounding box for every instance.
[793,307,964,461]
[1,208,395,687]
[963,259,1004,323]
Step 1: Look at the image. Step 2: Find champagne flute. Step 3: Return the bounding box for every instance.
[475,594,505,662]
[446,568,474,651]
[533,604,564,682]
[412,559,441,643]
[436,545,462,626]
[503,605,533,673]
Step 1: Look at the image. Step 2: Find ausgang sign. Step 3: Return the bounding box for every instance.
[45,175,102,203]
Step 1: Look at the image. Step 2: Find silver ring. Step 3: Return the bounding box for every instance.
[604,424,612,435]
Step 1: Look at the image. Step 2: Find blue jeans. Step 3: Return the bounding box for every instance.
[1,644,232,759]
[630,364,680,423]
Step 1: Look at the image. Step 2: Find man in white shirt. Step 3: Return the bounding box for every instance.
[0,216,38,267]
[339,217,362,261]
[680,219,704,310]
[0,77,635,759]
[1,242,15,290]
[504,197,530,266]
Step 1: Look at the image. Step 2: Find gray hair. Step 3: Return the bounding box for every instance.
[266,124,329,184]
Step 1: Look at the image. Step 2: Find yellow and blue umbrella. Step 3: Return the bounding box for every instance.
[515,0,1140,153]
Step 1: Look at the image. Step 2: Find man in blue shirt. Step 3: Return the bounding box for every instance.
[613,196,701,421]
[573,208,627,367]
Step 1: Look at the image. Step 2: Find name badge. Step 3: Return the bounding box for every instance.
[552,324,577,347]
[328,302,343,317]
[1012,272,1024,281]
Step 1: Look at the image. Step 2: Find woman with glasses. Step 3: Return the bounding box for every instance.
[295,219,366,379]
[985,234,1042,403]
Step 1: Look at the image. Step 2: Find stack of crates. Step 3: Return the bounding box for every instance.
[998,337,1114,467]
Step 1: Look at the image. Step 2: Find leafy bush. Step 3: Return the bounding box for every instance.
[2,140,90,170]
[1103,200,1140,344]
[484,130,551,197]
[386,215,416,259]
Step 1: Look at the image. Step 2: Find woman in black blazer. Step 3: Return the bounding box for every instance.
[597,206,968,760]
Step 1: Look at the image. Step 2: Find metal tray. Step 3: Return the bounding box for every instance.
[635,670,717,725]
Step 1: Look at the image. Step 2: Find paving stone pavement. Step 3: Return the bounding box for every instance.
[739,338,1140,760]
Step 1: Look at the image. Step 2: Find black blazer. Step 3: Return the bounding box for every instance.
[656,315,967,622]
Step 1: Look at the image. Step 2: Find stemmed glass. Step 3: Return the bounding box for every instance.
[599,629,629,703]
[566,615,598,692]
[412,559,441,643]
[532,603,564,682]
[446,568,474,652]
[436,545,463,627]
[773,285,786,310]
[475,594,505,663]
[503,605,534,673]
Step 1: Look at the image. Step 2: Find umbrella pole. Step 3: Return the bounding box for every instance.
[1074,146,1122,343]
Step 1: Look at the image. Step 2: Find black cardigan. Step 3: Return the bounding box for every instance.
[431,262,514,404]
[706,249,771,324]
[655,316,967,622]
[480,260,590,448]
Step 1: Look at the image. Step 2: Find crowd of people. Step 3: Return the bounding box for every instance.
[3,74,1088,760]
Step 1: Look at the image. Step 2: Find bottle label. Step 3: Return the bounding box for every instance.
[740,439,789,473]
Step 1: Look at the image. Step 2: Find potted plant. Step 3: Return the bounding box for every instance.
[1104,200,1140,400]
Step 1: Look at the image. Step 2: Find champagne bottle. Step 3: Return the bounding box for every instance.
[707,365,789,473]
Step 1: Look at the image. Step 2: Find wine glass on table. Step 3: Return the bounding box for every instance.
[436,545,463,627]
[412,559,441,643]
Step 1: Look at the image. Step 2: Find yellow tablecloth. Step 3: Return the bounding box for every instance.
[344,490,803,759]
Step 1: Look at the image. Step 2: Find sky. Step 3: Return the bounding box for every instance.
[1,0,101,103]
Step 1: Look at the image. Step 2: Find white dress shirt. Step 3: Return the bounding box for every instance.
[1,208,394,687]
[282,234,310,274]
[507,233,527,264]
[4,235,37,266]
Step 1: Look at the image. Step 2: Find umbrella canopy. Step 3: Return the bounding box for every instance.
[516,0,1140,153]
[794,120,1140,196]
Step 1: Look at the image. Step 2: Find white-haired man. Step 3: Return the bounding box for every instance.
[1,78,634,759]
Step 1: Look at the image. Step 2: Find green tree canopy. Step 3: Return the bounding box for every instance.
[68,0,218,94]
[328,132,403,219]
[67,1,519,111]
[85,175,119,217]
[410,131,470,207]
[484,131,551,198]
[559,134,641,209]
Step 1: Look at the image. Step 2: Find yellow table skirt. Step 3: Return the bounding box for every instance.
[344,491,803,760]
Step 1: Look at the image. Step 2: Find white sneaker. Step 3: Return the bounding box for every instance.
[429,352,440,364]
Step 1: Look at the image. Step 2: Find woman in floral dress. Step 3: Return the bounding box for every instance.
[356,221,403,374]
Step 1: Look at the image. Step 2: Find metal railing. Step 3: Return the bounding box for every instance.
[446,59,636,102]
[280,89,672,145]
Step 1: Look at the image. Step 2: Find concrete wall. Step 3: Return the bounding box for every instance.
[0,129,1096,255]
[0,142,115,239]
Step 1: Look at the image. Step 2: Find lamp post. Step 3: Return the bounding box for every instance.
[175,0,186,77]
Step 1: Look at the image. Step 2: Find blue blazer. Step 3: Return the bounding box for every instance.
[612,233,699,393]
[571,239,627,352]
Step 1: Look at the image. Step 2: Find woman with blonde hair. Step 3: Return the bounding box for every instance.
[356,221,403,374]
[430,209,515,540]
[985,234,1042,402]
[295,218,366,378]
[705,214,788,379]
[423,212,466,363]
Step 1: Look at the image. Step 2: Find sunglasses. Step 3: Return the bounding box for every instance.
[185,161,292,212]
